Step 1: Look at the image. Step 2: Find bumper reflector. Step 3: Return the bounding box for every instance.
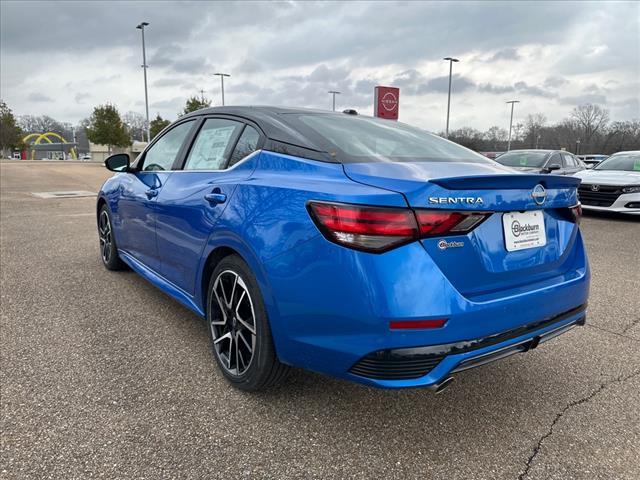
[390,319,447,330]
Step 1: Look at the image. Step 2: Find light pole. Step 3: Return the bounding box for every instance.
[576,139,581,155]
[136,22,150,142]
[443,57,459,138]
[506,100,520,151]
[214,73,230,106]
[328,90,341,111]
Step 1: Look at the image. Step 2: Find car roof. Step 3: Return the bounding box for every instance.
[610,150,640,155]
[181,105,347,153]
[502,149,554,154]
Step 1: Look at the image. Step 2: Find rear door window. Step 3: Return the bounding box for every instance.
[184,119,243,170]
[563,153,576,167]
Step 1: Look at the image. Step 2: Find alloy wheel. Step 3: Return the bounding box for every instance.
[210,270,257,376]
[98,210,112,263]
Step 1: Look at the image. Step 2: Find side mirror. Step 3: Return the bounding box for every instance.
[545,163,561,172]
[105,153,130,172]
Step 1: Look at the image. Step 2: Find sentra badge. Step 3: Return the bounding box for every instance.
[429,197,484,205]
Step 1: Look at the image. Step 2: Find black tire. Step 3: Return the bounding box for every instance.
[207,254,289,391]
[98,205,126,271]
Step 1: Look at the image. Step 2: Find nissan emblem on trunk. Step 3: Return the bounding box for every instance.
[532,184,547,205]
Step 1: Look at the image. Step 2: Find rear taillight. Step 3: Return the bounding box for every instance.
[559,204,582,224]
[307,201,490,253]
[415,211,488,236]
[307,202,419,252]
[571,204,582,224]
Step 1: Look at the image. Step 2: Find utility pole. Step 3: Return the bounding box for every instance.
[443,57,459,138]
[214,73,230,106]
[136,22,150,142]
[576,139,581,155]
[328,90,341,111]
[506,100,520,151]
[200,89,205,103]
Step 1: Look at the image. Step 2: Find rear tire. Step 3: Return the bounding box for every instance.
[98,205,125,271]
[207,255,289,391]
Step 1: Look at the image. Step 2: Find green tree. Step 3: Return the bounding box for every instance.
[181,95,211,116]
[0,100,23,156]
[149,114,171,140]
[85,104,131,153]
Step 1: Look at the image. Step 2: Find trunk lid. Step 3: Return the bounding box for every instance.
[343,161,581,298]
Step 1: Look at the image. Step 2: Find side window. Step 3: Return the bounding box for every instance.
[548,153,562,167]
[142,121,194,171]
[229,126,261,167]
[184,119,243,170]
[563,153,576,167]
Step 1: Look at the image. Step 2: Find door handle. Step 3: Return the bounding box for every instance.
[204,192,227,205]
[146,189,158,199]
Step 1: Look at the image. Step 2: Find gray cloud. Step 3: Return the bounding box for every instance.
[150,44,209,74]
[544,76,569,88]
[559,94,608,105]
[514,81,556,98]
[28,92,53,102]
[478,83,516,94]
[74,92,90,103]
[489,48,520,61]
[393,70,475,95]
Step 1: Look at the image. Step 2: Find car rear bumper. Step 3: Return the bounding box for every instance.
[348,304,586,388]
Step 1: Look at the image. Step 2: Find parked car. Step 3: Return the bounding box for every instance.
[80,154,92,161]
[574,151,640,215]
[495,149,586,175]
[578,154,608,169]
[97,106,589,392]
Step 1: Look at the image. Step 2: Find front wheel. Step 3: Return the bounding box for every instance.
[207,255,289,391]
[98,205,125,271]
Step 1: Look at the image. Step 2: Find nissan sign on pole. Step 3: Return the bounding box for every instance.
[374,86,400,120]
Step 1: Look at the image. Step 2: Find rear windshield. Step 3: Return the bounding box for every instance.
[294,114,490,164]
[594,153,640,171]
[495,151,549,168]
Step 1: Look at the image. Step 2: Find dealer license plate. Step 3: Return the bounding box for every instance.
[502,210,547,252]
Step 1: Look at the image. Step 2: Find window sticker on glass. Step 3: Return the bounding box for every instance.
[185,123,238,170]
[634,159,640,171]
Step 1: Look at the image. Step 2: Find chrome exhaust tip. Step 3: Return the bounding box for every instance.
[430,376,454,394]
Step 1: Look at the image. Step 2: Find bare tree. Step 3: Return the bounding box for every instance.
[570,104,609,150]
[524,113,547,148]
[122,111,147,142]
[483,126,508,150]
[18,115,65,134]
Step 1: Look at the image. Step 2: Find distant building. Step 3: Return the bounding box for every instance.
[89,141,147,163]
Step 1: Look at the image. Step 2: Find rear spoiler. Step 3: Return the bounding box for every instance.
[429,174,581,190]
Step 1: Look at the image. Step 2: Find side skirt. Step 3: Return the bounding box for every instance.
[118,250,206,318]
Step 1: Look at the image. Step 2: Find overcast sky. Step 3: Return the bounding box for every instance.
[1,1,639,132]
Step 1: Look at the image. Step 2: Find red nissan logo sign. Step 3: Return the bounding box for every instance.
[374,86,400,120]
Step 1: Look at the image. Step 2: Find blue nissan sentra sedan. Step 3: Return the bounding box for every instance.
[97,106,589,392]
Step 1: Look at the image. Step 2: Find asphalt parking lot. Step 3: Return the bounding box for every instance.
[1,160,638,480]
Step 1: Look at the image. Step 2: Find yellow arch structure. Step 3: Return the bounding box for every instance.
[22,132,77,160]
